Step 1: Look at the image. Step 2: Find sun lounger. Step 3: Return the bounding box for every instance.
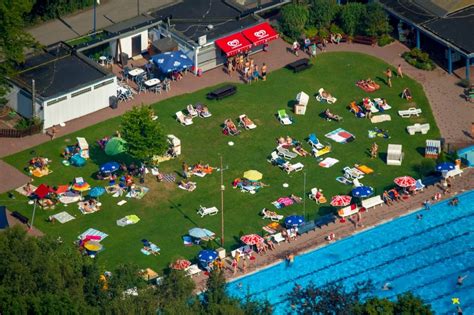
[223,119,240,136]
[414,179,425,192]
[195,103,212,118]
[338,204,360,218]
[261,208,283,221]
[277,109,293,125]
[446,165,463,177]
[373,98,391,111]
[349,101,365,118]
[361,195,384,209]
[398,108,422,118]
[407,123,430,135]
[272,232,286,244]
[277,146,298,159]
[176,111,193,125]
[309,188,327,204]
[197,205,219,217]
[316,88,337,104]
[362,98,379,113]
[343,166,365,180]
[185,264,202,277]
[186,104,198,117]
[284,162,304,174]
[336,176,352,185]
[239,114,257,130]
[352,178,363,187]
[370,114,391,123]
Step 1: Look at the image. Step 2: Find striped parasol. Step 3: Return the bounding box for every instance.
[170,259,191,270]
[330,195,352,207]
[240,234,265,245]
[394,176,416,188]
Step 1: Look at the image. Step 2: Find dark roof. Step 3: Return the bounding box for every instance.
[13,44,112,99]
[379,0,437,24]
[423,6,474,54]
[103,14,160,35]
[380,0,474,55]
[151,0,259,43]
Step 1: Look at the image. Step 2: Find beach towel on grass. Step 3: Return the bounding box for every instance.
[15,184,38,197]
[272,197,294,209]
[79,228,108,240]
[319,157,339,168]
[52,211,75,224]
[325,128,355,143]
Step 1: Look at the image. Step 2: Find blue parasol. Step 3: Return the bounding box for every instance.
[89,186,106,198]
[100,162,120,174]
[284,215,305,228]
[151,51,193,74]
[435,162,455,173]
[198,250,218,264]
[351,186,374,198]
[188,227,215,240]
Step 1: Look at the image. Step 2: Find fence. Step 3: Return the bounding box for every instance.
[0,124,42,138]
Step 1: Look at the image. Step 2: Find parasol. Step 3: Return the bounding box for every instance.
[330,195,352,207]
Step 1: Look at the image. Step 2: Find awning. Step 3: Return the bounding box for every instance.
[242,22,279,46]
[215,33,252,57]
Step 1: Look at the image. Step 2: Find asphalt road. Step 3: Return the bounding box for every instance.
[27,0,178,45]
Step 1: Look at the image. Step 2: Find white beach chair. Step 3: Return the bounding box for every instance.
[284,162,304,174]
[186,104,198,117]
[176,111,193,126]
[239,114,257,130]
[197,205,219,217]
[398,108,422,118]
[343,166,365,180]
[361,195,384,209]
[407,123,430,135]
[277,146,298,159]
[261,208,283,221]
[272,232,286,244]
[185,264,202,277]
[316,88,337,104]
[387,144,403,166]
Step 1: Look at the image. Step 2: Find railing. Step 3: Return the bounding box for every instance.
[0,124,42,138]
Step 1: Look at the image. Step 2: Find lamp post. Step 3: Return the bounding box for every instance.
[137,0,140,16]
[220,155,225,247]
[303,171,306,220]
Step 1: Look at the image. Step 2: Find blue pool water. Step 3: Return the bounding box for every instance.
[228,190,474,314]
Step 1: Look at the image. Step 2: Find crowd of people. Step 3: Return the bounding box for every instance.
[226,54,268,84]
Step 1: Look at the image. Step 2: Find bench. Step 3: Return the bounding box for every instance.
[353,35,376,46]
[315,214,337,228]
[287,59,312,73]
[12,211,29,224]
[361,195,384,209]
[206,85,237,100]
[421,176,441,187]
[297,221,316,235]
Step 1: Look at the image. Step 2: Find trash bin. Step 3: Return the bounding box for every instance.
[216,247,226,259]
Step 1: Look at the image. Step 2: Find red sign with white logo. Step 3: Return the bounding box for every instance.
[242,22,279,46]
[215,33,252,57]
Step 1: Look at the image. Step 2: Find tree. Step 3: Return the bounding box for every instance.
[27,0,94,23]
[279,3,309,39]
[0,0,38,105]
[339,2,367,36]
[289,281,374,314]
[309,0,339,29]
[120,105,167,162]
[156,269,200,313]
[353,297,395,314]
[364,2,392,37]
[394,292,433,314]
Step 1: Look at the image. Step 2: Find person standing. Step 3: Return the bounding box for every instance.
[385,68,393,87]
[397,64,404,78]
[50,125,58,140]
[261,63,267,81]
[231,258,238,275]
[292,41,299,56]
[182,162,189,179]
[242,257,247,273]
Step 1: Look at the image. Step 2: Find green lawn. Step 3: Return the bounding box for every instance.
[1,52,439,271]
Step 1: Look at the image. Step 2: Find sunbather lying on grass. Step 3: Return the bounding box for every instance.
[324,109,343,121]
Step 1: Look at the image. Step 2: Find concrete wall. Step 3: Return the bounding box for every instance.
[5,85,41,118]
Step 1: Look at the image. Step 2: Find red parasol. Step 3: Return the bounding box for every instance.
[330,195,352,207]
[170,259,191,270]
[54,185,69,195]
[240,234,265,245]
[394,176,416,188]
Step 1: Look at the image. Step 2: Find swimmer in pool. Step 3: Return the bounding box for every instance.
[382,282,392,290]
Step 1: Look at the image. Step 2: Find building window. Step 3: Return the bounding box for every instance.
[94,78,115,90]
[71,87,92,98]
[47,96,67,106]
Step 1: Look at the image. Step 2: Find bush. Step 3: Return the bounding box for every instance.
[378,34,394,47]
[329,23,344,35]
[364,2,391,37]
[308,0,339,29]
[318,28,329,39]
[414,159,436,177]
[402,48,436,71]
[14,117,42,130]
[339,3,367,36]
[304,26,318,39]
[279,3,309,39]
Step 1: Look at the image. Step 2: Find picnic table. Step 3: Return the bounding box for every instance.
[128,68,145,77]
[144,78,160,87]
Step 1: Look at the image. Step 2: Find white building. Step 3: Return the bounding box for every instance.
[7,43,117,129]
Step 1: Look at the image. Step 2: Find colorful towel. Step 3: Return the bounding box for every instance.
[162,173,176,182]
[79,228,108,240]
[325,128,355,143]
[319,157,339,168]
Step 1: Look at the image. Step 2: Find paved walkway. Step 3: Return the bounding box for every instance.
[192,168,474,292]
[27,0,177,45]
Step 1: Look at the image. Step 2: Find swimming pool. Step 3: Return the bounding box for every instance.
[228,190,474,314]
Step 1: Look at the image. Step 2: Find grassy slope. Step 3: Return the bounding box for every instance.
[1,52,439,271]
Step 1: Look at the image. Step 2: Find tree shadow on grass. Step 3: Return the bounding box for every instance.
[168,199,199,227]
[415,146,426,157]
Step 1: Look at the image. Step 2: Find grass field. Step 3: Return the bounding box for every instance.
[1,52,440,271]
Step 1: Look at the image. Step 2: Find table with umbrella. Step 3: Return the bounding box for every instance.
[435,162,455,177]
[284,215,305,228]
[198,249,218,267]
